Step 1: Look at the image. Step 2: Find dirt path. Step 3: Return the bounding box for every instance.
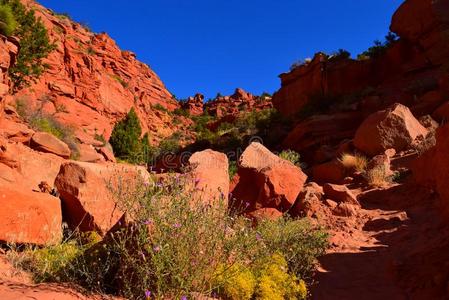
[311,179,449,300]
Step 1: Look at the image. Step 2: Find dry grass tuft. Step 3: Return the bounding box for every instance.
[366,165,390,187]
[339,153,368,173]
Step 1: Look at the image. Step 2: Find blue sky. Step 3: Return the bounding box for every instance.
[39,0,404,100]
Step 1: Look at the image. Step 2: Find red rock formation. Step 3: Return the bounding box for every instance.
[8,1,185,146]
[231,142,307,213]
[188,149,229,204]
[54,161,150,235]
[353,103,428,156]
[205,88,272,118]
[0,183,62,245]
[182,93,204,116]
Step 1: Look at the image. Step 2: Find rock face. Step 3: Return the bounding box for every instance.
[8,1,185,146]
[30,132,71,158]
[354,104,428,156]
[204,88,272,118]
[231,142,307,213]
[413,124,449,217]
[0,184,62,245]
[188,149,229,204]
[54,161,150,235]
[182,93,204,116]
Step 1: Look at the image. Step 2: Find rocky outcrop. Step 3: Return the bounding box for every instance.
[182,93,204,116]
[30,132,71,158]
[231,142,307,214]
[0,184,62,245]
[188,149,229,204]
[413,123,449,217]
[54,162,150,235]
[205,88,272,118]
[354,104,428,156]
[8,1,186,146]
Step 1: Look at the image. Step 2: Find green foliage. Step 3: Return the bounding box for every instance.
[109,108,147,163]
[12,175,327,299]
[15,97,79,159]
[0,4,17,36]
[173,107,190,117]
[94,133,107,146]
[112,75,128,88]
[229,160,238,179]
[1,0,55,91]
[357,32,398,60]
[279,150,301,167]
[152,103,169,113]
[331,49,351,60]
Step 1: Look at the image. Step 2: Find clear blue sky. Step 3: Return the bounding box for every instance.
[38,0,404,100]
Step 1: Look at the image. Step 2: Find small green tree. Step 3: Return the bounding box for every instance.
[0,4,17,36]
[109,108,144,162]
[1,0,55,91]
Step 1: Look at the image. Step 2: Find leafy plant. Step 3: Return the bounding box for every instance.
[0,3,17,36]
[357,32,398,60]
[109,108,147,163]
[10,175,327,299]
[279,150,301,167]
[2,0,55,91]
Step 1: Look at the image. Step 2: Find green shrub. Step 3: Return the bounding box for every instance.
[2,0,55,91]
[357,32,398,60]
[112,74,128,88]
[0,4,17,36]
[152,103,169,113]
[173,108,190,117]
[214,263,256,300]
[109,108,147,163]
[15,97,79,159]
[279,150,301,167]
[229,160,238,180]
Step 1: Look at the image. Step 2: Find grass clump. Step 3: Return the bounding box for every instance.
[11,174,328,299]
[0,3,17,36]
[366,165,390,187]
[339,153,368,173]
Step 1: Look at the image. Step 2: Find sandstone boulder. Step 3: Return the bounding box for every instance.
[55,162,150,235]
[354,103,428,156]
[312,160,347,183]
[188,149,229,203]
[30,132,71,158]
[78,144,104,163]
[0,184,62,245]
[323,183,358,206]
[231,142,307,212]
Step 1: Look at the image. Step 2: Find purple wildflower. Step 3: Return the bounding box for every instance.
[153,245,161,252]
[173,223,181,228]
[144,219,153,225]
[194,178,201,185]
[181,296,188,300]
[145,290,151,299]
[139,251,146,260]
[256,233,262,241]
[245,202,250,208]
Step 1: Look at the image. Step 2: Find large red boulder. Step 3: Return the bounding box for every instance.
[354,103,428,156]
[231,142,307,212]
[188,149,229,204]
[30,132,71,158]
[413,124,449,217]
[55,162,150,235]
[0,184,62,245]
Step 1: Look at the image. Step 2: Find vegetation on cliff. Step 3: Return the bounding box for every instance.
[1,0,55,91]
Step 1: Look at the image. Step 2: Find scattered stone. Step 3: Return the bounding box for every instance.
[30,132,71,158]
[323,183,358,205]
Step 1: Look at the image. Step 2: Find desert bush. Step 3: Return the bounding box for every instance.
[0,3,17,36]
[339,153,368,172]
[1,0,55,91]
[109,108,149,164]
[11,174,327,299]
[279,150,301,167]
[229,160,238,179]
[357,32,398,60]
[15,97,80,159]
[366,165,389,187]
[173,107,190,117]
[331,49,351,60]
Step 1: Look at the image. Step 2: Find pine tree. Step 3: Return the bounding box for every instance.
[109,108,143,162]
